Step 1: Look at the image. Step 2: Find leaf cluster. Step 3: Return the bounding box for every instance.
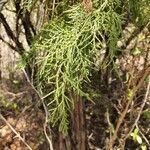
[128,0,150,25]
[28,1,122,134]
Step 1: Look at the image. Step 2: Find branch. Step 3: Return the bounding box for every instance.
[0,35,16,50]
[15,1,36,46]
[0,113,33,150]
[123,80,150,142]
[22,69,54,150]
[21,11,34,45]
[136,124,150,146]
[108,66,150,149]
[0,13,16,41]
[0,12,24,55]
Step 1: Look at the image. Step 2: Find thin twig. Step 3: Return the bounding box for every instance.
[0,113,32,150]
[136,124,150,146]
[0,35,16,50]
[108,66,150,149]
[22,69,54,150]
[51,0,56,19]
[106,108,114,137]
[124,81,150,142]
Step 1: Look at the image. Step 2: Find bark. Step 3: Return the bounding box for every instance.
[54,92,87,150]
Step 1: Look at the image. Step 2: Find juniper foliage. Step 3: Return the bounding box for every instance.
[26,0,149,134]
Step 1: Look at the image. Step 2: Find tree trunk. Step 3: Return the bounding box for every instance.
[54,93,87,150]
[71,94,86,150]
